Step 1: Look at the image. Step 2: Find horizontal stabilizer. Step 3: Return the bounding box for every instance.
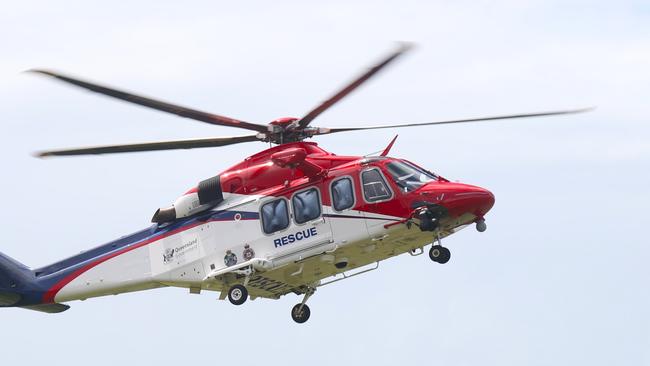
[20,303,70,313]
[0,291,21,306]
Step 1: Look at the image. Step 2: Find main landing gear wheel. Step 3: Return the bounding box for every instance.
[227,284,248,305]
[429,246,451,264]
[291,303,311,324]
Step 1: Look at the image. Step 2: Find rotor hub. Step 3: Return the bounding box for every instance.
[269,117,298,127]
[264,117,311,144]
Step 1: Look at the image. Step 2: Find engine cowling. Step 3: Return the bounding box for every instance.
[270,147,324,178]
[151,175,224,223]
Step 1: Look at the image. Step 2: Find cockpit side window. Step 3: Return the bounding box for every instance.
[261,199,290,234]
[331,177,355,211]
[386,160,437,192]
[292,188,321,224]
[361,168,392,202]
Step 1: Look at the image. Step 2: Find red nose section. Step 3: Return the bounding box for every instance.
[421,183,495,218]
[454,185,495,218]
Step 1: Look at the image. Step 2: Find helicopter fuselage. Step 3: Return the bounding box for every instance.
[9,142,494,310]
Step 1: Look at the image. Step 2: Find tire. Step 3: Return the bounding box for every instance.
[438,246,451,264]
[291,303,311,324]
[429,246,442,262]
[228,284,248,305]
[429,246,451,264]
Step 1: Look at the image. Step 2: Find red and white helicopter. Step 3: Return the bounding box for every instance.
[1,44,587,323]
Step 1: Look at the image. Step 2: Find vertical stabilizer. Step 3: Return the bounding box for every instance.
[0,252,34,306]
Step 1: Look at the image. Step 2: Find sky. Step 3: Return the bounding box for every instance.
[0,1,649,365]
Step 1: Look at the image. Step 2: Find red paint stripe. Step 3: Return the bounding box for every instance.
[42,217,256,303]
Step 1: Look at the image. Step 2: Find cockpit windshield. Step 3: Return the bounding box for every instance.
[386,160,438,192]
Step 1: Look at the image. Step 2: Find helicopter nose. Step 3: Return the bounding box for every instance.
[438,184,495,218]
[459,185,495,217]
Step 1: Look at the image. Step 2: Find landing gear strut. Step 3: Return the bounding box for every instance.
[227,284,248,305]
[291,287,315,324]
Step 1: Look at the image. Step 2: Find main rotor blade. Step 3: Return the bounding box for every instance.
[296,42,413,129]
[28,69,268,133]
[35,134,261,157]
[316,108,594,135]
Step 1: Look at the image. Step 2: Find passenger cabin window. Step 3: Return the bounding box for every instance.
[292,188,321,224]
[331,178,355,211]
[261,199,290,234]
[386,160,437,192]
[361,169,391,202]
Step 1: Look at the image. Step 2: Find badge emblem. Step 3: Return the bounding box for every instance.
[224,250,238,267]
[243,244,255,261]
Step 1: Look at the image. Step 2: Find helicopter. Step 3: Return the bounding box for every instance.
[0,44,588,323]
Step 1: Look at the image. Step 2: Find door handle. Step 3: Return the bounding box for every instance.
[311,217,326,226]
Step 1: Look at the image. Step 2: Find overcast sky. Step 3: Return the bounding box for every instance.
[1,1,648,365]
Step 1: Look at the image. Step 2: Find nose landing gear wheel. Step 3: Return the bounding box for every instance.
[429,246,451,264]
[228,284,248,305]
[291,303,311,324]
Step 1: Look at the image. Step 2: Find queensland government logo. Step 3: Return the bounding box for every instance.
[162,237,199,264]
[163,248,175,263]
